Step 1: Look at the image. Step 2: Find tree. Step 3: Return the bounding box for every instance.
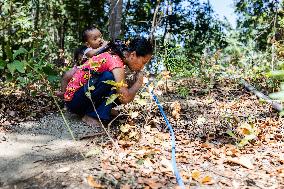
[108,0,123,40]
[234,0,283,49]
[182,1,228,57]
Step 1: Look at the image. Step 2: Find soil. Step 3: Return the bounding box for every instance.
[0,79,283,189]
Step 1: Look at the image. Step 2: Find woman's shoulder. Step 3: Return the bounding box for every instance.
[99,52,122,61]
[98,52,123,65]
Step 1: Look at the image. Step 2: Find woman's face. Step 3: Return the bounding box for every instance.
[126,52,152,72]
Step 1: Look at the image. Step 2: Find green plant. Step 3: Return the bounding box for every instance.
[176,86,189,98]
[1,47,60,94]
[227,122,259,147]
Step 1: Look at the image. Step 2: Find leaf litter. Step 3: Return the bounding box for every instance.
[0,77,283,188]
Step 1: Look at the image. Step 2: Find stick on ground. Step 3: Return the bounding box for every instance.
[241,79,283,112]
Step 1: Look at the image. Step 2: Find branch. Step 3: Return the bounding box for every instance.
[241,79,283,112]
[150,0,161,43]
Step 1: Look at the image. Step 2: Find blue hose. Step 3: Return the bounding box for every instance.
[149,88,185,188]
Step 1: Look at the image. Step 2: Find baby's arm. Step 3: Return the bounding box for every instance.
[85,41,109,58]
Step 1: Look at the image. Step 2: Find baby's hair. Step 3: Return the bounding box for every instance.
[82,26,99,42]
[73,45,88,65]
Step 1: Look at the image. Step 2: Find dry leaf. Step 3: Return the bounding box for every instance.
[144,125,151,132]
[191,170,201,180]
[120,184,131,189]
[200,143,211,148]
[201,175,214,184]
[113,172,122,180]
[174,186,190,189]
[180,170,190,182]
[145,179,163,189]
[130,111,139,119]
[85,147,101,158]
[120,124,131,133]
[87,175,104,188]
[56,167,70,173]
[129,131,138,138]
[226,156,254,169]
[196,116,206,125]
[171,101,181,119]
[160,157,173,172]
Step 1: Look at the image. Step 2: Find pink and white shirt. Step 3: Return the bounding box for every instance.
[64,52,124,101]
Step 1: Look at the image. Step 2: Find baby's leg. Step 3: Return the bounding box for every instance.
[55,67,78,97]
[61,68,77,92]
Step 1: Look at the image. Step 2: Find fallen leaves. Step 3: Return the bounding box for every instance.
[56,166,71,173]
[160,157,173,172]
[0,89,57,124]
[170,101,181,120]
[191,170,201,181]
[191,170,214,185]
[3,77,284,189]
[201,175,213,184]
[85,147,101,158]
[138,178,163,189]
[87,176,105,188]
[226,156,255,169]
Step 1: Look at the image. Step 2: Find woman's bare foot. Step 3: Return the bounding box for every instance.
[54,91,64,98]
[82,115,100,126]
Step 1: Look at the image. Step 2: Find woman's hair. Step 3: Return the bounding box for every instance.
[109,37,153,59]
[127,37,153,56]
[81,26,98,42]
[73,45,88,65]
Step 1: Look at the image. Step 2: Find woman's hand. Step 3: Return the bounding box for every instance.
[112,68,145,104]
[134,71,144,86]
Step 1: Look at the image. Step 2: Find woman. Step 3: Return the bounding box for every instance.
[64,37,153,125]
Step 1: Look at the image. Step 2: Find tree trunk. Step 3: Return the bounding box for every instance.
[121,0,130,36]
[59,19,67,50]
[34,0,40,31]
[108,0,123,40]
[150,0,161,43]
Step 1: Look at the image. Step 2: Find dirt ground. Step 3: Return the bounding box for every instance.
[0,79,284,189]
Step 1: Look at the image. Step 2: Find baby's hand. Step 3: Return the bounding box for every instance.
[101,41,109,47]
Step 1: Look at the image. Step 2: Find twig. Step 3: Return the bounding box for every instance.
[107,112,123,131]
[26,63,86,159]
[86,77,119,149]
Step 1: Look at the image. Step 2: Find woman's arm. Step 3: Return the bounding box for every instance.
[112,67,143,104]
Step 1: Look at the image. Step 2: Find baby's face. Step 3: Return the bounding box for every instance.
[86,29,103,49]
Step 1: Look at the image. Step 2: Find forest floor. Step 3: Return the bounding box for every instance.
[0,78,283,189]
